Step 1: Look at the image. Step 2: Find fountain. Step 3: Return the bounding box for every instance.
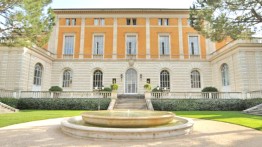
[61,110,194,140]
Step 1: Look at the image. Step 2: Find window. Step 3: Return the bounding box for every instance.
[66,18,76,26]
[94,18,105,26]
[160,70,170,89]
[158,18,168,26]
[66,18,70,25]
[93,70,103,89]
[159,36,170,55]
[126,35,136,55]
[72,18,76,26]
[126,18,137,25]
[33,63,43,86]
[191,70,201,88]
[64,35,74,55]
[93,35,104,55]
[189,36,200,55]
[62,70,72,87]
[221,64,230,86]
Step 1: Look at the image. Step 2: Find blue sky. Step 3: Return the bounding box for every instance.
[51,0,195,9]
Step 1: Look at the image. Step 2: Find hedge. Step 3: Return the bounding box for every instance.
[0,98,111,110]
[152,98,262,111]
[0,98,19,108]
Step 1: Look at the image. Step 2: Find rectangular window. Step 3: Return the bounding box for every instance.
[66,18,70,25]
[126,18,136,25]
[189,36,200,55]
[158,18,169,26]
[94,18,105,26]
[159,36,170,55]
[93,35,104,55]
[126,35,137,55]
[64,36,74,55]
[72,18,76,26]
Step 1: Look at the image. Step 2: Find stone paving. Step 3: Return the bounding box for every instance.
[0,118,262,147]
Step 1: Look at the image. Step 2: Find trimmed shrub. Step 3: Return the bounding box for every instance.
[17,98,111,110]
[0,98,19,108]
[152,87,163,92]
[144,83,152,91]
[152,98,262,111]
[49,86,63,92]
[102,87,112,92]
[202,87,218,92]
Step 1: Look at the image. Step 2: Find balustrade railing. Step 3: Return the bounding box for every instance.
[151,92,243,99]
[19,91,111,99]
[248,90,262,99]
[0,89,15,98]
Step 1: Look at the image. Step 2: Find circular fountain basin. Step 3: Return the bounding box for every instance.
[81,110,174,128]
[61,110,194,140]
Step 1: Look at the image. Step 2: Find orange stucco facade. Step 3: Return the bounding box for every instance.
[55,9,219,60]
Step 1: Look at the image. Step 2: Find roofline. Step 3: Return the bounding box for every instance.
[52,8,190,12]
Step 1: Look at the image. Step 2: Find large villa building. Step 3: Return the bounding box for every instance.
[0,9,262,94]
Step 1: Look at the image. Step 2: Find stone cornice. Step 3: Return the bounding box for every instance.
[53,8,190,15]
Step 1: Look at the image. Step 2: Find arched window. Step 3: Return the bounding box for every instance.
[93,70,103,89]
[160,70,170,89]
[191,70,201,88]
[63,70,72,87]
[33,63,43,86]
[221,64,230,86]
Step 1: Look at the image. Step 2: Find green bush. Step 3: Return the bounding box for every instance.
[152,98,262,111]
[202,87,218,92]
[16,98,111,110]
[102,87,112,92]
[49,86,63,92]
[0,98,19,108]
[152,87,163,92]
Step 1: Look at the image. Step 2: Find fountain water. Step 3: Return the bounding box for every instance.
[61,110,194,140]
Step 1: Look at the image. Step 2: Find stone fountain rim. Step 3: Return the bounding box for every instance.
[61,116,194,133]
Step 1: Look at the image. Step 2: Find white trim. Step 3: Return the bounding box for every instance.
[113,17,117,59]
[92,33,105,59]
[158,33,171,59]
[62,33,76,58]
[188,34,201,59]
[125,33,138,59]
[146,17,150,59]
[79,18,85,59]
[178,18,184,59]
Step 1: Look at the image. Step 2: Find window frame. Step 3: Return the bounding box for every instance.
[63,34,75,56]
[221,64,230,86]
[62,69,72,88]
[188,35,201,57]
[191,70,201,88]
[160,70,170,90]
[33,63,43,86]
[158,34,170,56]
[92,34,105,57]
[125,33,138,56]
[93,70,103,89]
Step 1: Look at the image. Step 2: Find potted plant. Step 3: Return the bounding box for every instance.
[49,86,63,98]
[201,87,218,99]
[144,83,152,92]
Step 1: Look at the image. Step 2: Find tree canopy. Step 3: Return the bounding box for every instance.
[0,0,55,47]
[190,0,262,42]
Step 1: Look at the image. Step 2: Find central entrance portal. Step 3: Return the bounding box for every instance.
[125,69,137,93]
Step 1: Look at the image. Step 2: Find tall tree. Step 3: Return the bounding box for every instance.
[190,0,262,42]
[0,0,55,47]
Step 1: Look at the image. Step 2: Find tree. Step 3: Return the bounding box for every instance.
[0,0,55,47]
[190,0,262,42]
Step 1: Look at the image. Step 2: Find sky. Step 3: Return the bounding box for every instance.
[51,0,195,9]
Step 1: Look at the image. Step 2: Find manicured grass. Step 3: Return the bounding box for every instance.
[175,111,262,131]
[0,110,85,128]
[0,111,261,131]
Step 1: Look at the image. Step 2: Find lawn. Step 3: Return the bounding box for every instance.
[176,111,262,131]
[0,110,85,128]
[0,111,261,131]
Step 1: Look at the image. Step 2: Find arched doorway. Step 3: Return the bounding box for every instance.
[125,69,137,93]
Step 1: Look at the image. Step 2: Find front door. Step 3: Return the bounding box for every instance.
[125,69,137,93]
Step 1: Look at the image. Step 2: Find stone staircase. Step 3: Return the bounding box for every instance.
[243,103,262,116]
[0,102,19,114]
[114,94,148,110]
